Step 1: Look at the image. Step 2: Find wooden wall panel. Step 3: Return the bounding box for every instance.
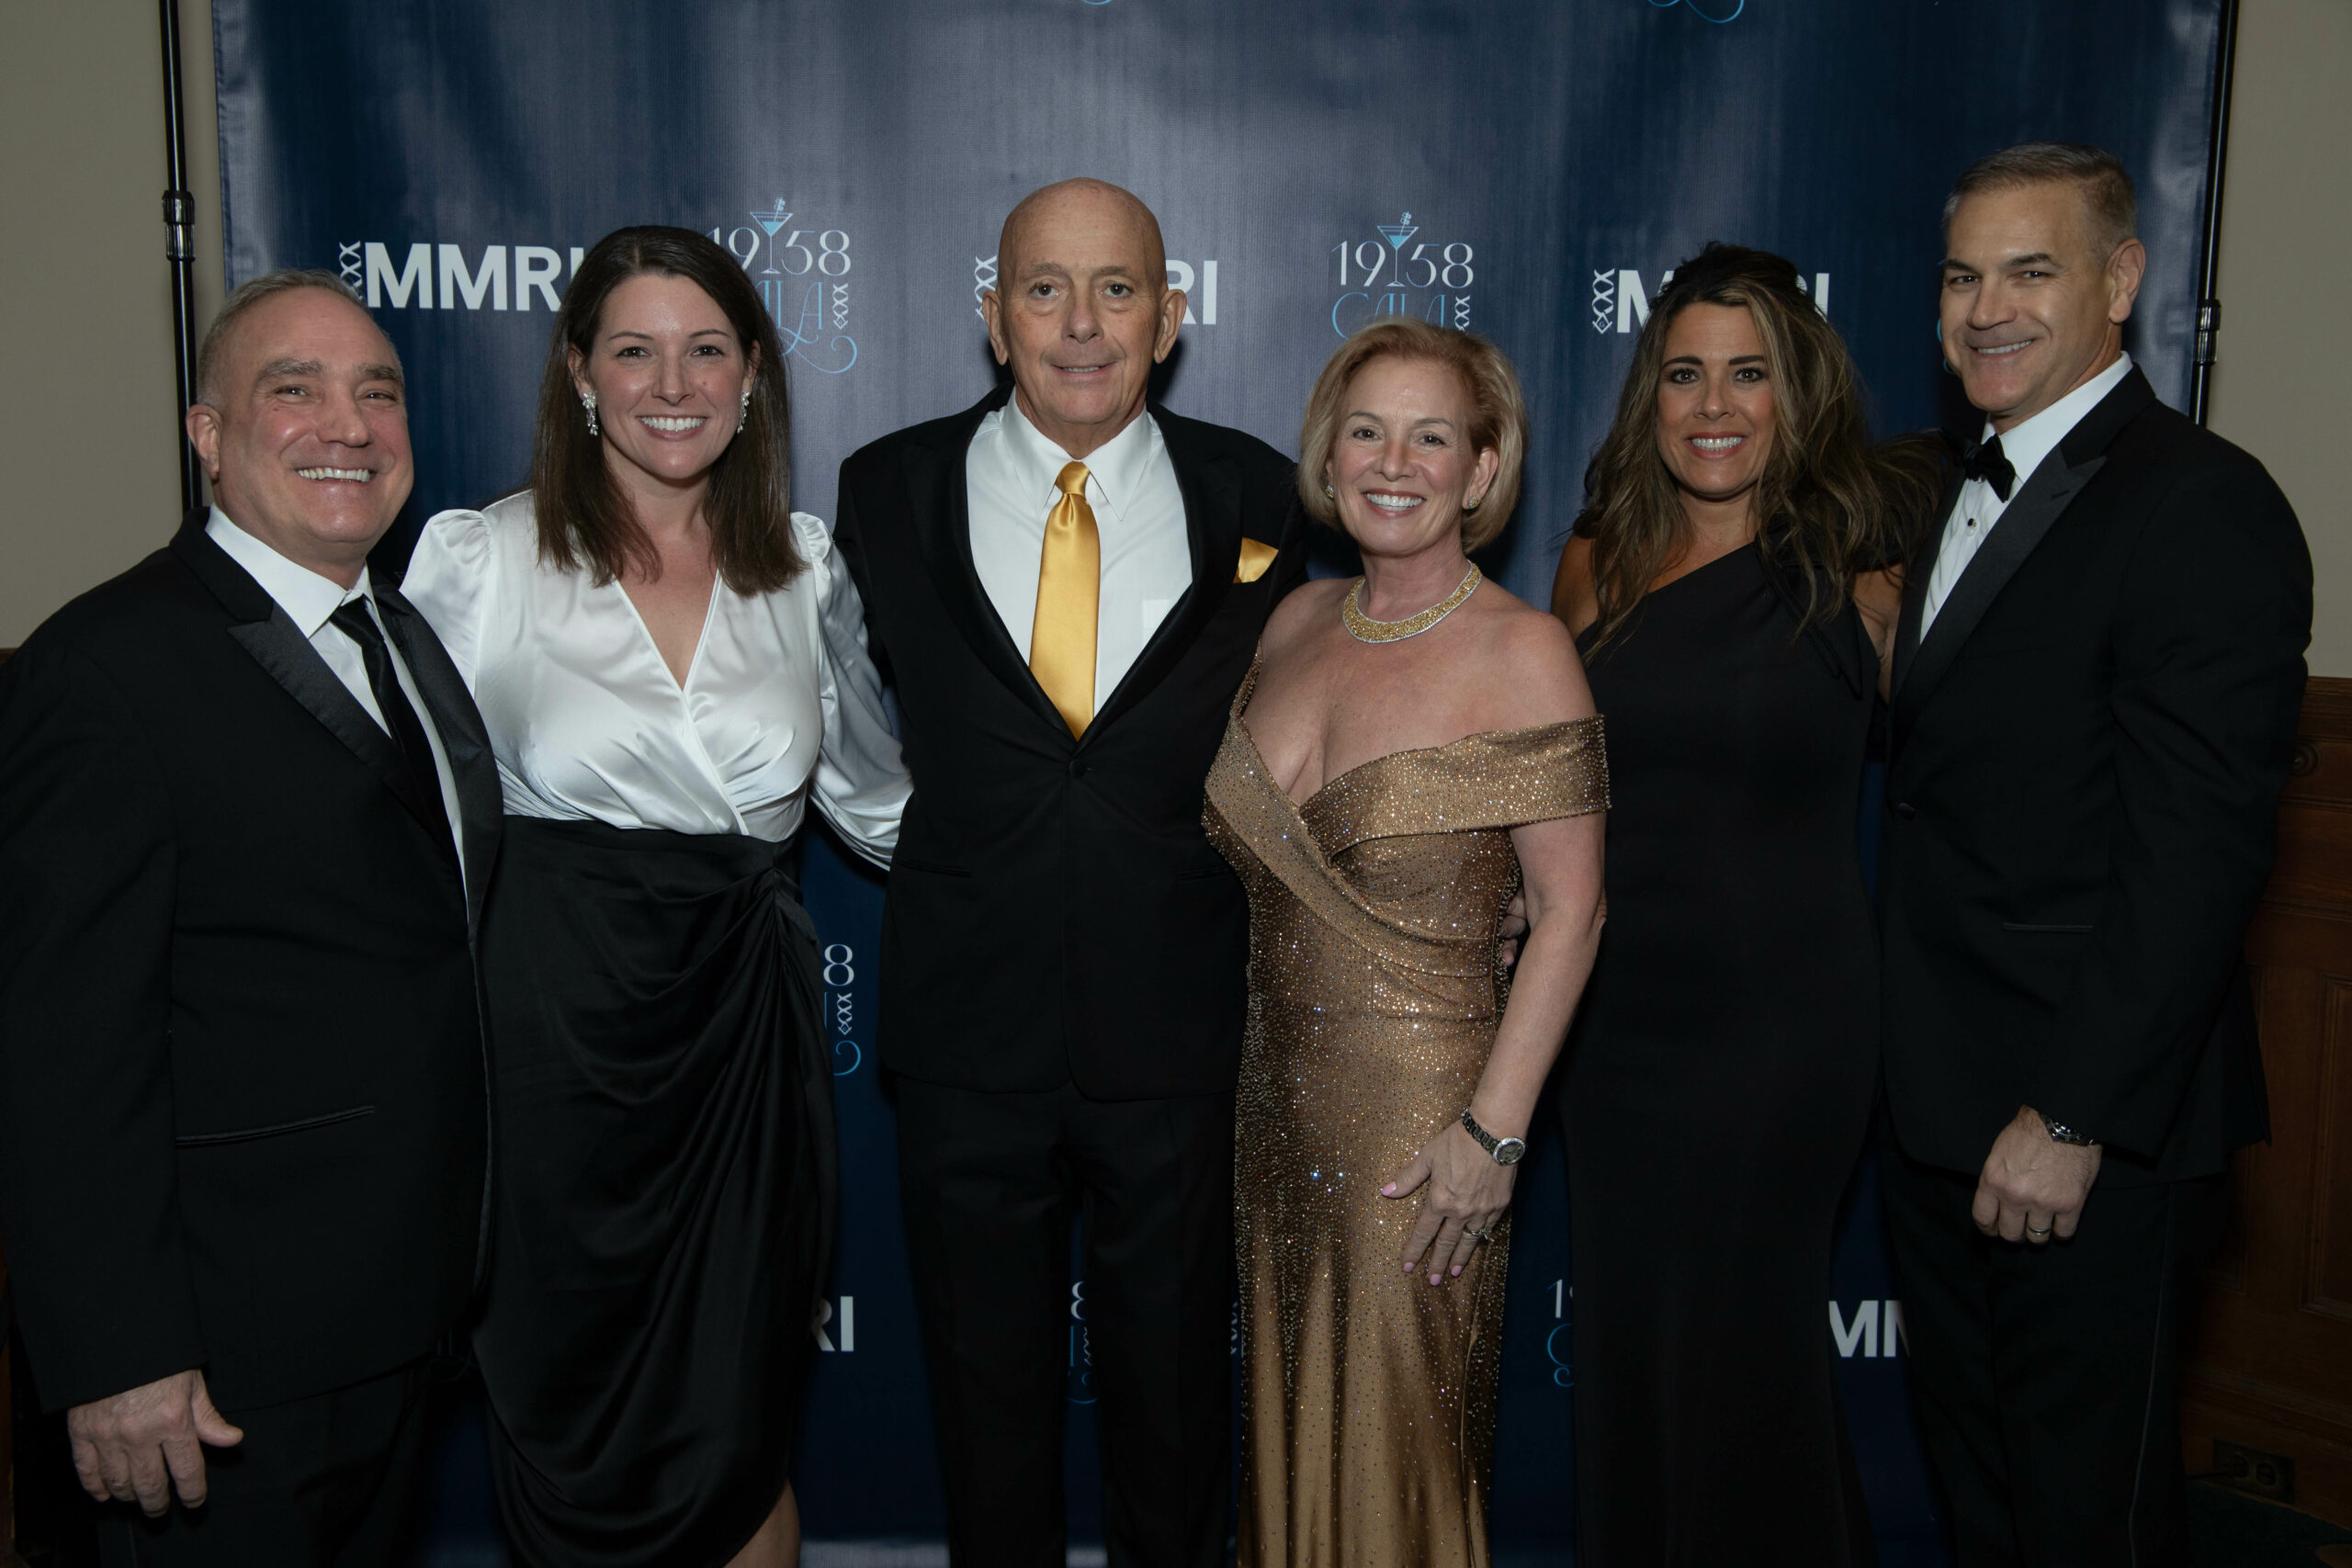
[2186,678,2352,1523]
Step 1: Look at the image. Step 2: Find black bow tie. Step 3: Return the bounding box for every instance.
[1962,436,2016,502]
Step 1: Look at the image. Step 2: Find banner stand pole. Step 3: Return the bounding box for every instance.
[2189,0,2242,427]
[159,0,203,513]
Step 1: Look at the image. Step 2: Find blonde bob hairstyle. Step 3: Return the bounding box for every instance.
[1297,319,1528,553]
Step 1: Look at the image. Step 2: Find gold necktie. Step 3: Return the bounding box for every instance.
[1030,460,1100,738]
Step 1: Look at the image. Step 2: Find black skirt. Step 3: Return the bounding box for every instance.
[474,817,835,1568]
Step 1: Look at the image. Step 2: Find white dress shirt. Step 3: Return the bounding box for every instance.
[965,398,1193,718]
[402,493,908,863]
[205,507,466,855]
[1919,352,2134,637]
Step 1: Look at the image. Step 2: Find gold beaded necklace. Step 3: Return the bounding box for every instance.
[1340,563,1483,644]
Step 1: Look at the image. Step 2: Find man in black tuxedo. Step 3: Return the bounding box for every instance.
[0,272,499,1566]
[1881,143,2312,1565]
[832,178,1304,1566]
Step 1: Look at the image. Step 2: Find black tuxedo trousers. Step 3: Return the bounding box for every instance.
[836,392,1306,1566]
[1879,371,2311,1565]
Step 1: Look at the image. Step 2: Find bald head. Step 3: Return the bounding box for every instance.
[998,178,1167,290]
[982,178,1184,460]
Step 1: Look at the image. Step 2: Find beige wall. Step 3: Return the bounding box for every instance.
[1,1,2344,666]
[0,0,221,647]
[2206,0,2351,677]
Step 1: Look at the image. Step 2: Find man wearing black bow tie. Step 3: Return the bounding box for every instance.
[0,272,497,1566]
[1878,143,2312,1566]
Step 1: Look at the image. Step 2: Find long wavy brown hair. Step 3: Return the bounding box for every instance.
[1577,243,1944,652]
[532,225,802,592]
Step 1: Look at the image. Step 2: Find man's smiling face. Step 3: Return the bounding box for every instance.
[1939,179,2144,434]
[982,179,1184,460]
[188,287,413,582]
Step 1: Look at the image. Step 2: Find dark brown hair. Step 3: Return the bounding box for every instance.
[1944,141,2138,259]
[533,225,801,592]
[1577,243,1943,651]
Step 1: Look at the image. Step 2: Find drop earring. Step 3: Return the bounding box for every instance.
[582,391,599,438]
[738,387,751,434]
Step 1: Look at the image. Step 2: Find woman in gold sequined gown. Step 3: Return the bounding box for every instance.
[1206,321,1609,1567]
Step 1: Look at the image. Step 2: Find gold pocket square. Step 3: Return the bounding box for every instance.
[1234,537,1278,584]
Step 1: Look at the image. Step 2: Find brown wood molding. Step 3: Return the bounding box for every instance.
[2187,674,2352,1523]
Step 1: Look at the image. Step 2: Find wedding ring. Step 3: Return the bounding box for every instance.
[2026,1224,2052,1238]
[1466,1226,1494,1243]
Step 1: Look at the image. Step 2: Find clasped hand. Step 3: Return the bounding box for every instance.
[1972,1104,2102,1245]
[67,1367,243,1515]
[1385,1121,1514,1285]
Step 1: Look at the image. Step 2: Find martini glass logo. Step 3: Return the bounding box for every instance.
[1331,211,1476,336]
[712,202,858,374]
[752,200,792,275]
[1376,212,1420,277]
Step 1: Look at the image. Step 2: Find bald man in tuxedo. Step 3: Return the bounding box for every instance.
[832,179,1304,1567]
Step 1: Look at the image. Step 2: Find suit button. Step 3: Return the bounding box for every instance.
[1069,759,1091,779]
[1894,801,1918,819]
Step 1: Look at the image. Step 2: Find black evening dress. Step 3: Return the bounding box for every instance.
[1565,541,1879,1565]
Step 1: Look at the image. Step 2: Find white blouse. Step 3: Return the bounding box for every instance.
[403,494,906,863]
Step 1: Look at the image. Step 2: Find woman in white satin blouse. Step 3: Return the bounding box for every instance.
[404,226,905,1568]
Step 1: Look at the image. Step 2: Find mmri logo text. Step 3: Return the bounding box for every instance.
[344,242,584,311]
[1592,265,1831,333]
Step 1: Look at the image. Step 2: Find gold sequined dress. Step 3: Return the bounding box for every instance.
[1204,667,1609,1568]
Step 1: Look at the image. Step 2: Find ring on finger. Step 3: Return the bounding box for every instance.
[1465,1225,1494,1243]
[2025,1224,2053,1238]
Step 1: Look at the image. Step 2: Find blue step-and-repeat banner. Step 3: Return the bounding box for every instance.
[211,2,2228,1561]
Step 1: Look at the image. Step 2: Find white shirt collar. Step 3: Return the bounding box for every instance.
[1001,395,1161,525]
[206,504,374,638]
[1979,351,2133,485]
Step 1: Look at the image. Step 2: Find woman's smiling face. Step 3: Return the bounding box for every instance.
[570,272,756,493]
[1654,301,1776,513]
[1324,354,1498,563]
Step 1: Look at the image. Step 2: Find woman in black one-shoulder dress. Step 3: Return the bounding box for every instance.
[1551,245,1942,1565]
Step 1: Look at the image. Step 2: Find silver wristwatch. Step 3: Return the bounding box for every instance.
[1461,1109,1527,1166]
[2040,1111,2098,1147]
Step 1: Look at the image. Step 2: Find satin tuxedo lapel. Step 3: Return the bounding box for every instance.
[378,585,501,922]
[169,519,458,863]
[906,386,1073,738]
[1891,468,1965,696]
[1894,371,2154,716]
[1086,409,1241,739]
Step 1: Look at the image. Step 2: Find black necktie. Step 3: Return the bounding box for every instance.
[330,598,453,852]
[1962,435,2016,502]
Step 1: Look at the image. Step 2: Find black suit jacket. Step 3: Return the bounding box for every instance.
[1880,369,2312,1185]
[833,388,1306,1100]
[0,514,499,1411]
